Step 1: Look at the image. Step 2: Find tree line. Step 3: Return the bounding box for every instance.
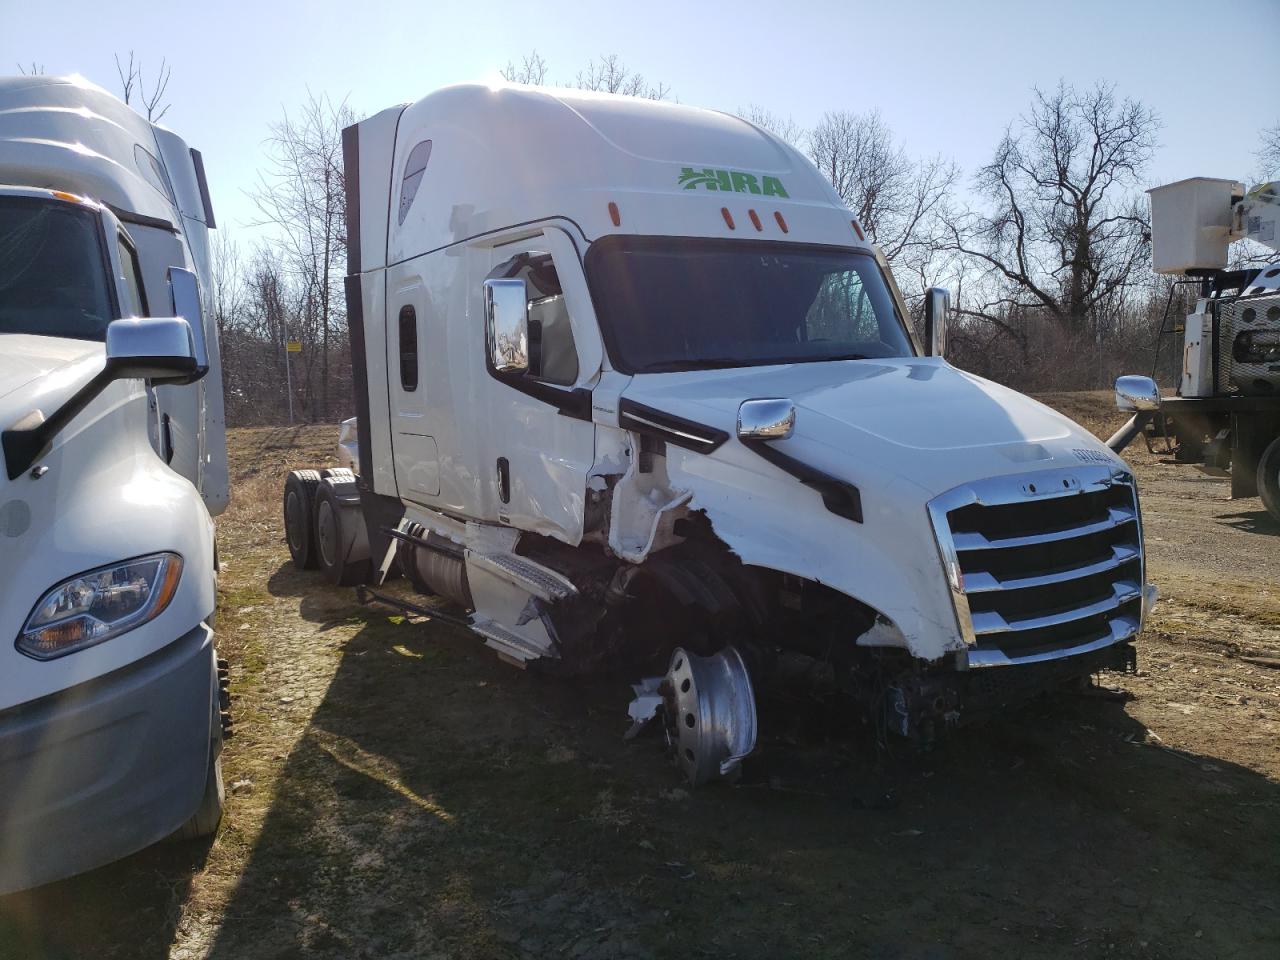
[146,52,1277,424]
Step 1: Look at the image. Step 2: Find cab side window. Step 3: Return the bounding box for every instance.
[117,233,148,317]
[491,252,578,386]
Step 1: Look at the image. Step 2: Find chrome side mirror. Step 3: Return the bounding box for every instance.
[738,398,796,440]
[1115,375,1161,412]
[484,278,529,374]
[168,266,209,375]
[105,316,201,384]
[924,287,949,357]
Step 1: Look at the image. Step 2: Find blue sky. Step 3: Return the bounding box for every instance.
[3,0,1276,247]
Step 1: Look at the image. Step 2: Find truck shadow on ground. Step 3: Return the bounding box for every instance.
[4,610,1277,960]
[0,837,212,960]
[196,616,1279,960]
[1218,508,1280,536]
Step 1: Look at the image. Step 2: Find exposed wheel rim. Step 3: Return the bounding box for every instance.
[285,490,305,551]
[316,499,338,568]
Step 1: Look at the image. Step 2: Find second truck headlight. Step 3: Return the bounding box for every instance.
[16,553,183,660]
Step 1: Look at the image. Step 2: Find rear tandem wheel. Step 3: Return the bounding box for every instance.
[1258,435,1280,523]
[283,469,321,569]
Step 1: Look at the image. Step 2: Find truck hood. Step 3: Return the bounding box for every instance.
[620,357,1114,498]
[0,334,104,475]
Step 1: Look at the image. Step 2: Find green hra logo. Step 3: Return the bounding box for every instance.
[678,167,789,198]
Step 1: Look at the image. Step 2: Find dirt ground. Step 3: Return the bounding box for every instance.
[1,392,1277,960]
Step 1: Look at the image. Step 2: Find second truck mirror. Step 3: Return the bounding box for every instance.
[924,287,950,358]
[485,278,530,374]
[168,266,209,375]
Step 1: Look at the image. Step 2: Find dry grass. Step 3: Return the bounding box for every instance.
[2,399,1278,960]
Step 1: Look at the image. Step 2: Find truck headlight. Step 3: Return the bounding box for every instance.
[16,553,183,660]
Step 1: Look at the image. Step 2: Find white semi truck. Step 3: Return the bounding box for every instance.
[0,76,229,893]
[286,84,1156,784]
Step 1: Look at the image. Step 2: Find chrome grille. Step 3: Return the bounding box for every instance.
[929,466,1144,668]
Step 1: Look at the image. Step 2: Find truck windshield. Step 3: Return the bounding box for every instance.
[585,237,915,373]
[0,197,115,341]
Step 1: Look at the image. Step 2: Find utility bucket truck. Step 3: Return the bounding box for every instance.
[1108,177,1280,522]
[0,76,229,893]
[287,84,1156,784]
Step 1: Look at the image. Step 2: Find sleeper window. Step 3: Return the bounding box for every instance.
[398,140,433,226]
[398,304,418,391]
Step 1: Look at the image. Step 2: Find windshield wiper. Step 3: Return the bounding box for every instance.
[638,353,873,373]
[638,358,748,372]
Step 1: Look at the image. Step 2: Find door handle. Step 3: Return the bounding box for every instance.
[496,457,510,504]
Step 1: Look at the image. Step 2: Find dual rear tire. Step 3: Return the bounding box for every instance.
[1259,436,1280,523]
[283,468,371,585]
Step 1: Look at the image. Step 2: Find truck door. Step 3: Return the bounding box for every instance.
[478,228,599,545]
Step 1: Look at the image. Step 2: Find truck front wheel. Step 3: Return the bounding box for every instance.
[170,682,226,841]
[1258,435,1280,523]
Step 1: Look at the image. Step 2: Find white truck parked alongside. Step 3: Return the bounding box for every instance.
[1107,177,1280,521]
[0,75,229,893]
[287,84,1156,783]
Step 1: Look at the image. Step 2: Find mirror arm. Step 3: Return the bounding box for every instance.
[2,367,114,480]
[1106,411,1154,453]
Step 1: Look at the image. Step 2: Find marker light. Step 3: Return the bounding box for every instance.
[721,207,735,229]
[851,219,865,240]
[17,554,183,660]
[748,209,763,231]
[774,211,789,233]
[608,201,621,226]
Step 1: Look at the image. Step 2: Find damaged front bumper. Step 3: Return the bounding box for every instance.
[885,640,1139,740]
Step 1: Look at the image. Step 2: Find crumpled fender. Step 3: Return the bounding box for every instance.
[660,438,965,662]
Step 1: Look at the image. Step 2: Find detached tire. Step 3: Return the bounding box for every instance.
[1258,435,1280,523]
[314,478,373,586]
[283,469,321,569]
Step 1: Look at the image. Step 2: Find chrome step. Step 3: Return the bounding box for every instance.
[470,617,555,662]
[467,551,578,603]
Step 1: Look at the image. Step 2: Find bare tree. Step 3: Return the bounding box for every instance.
[1259,122,1280,180]
[807,109,957,269]
[574,54,670,100]
[737,105,805,149]
[497,50,672,100]
[500,50,549,85]
[944,82,1158,337]
[15,62,44,75]
[114,51,172,121]
[250,92,356,421]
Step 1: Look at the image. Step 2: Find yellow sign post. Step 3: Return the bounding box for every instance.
[284,339,301,423]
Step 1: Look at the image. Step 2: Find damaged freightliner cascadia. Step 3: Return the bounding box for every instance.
[283,84,1157,785]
